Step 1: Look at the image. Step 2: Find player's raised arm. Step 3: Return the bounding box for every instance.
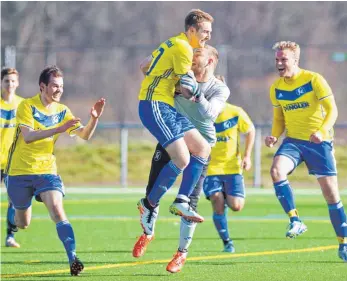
[74,98,106,140]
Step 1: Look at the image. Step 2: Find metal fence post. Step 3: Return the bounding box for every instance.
[253,126,262,188]
[120,126,128,188]
[4,46,16,68]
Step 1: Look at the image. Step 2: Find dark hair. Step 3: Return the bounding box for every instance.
[1,68,19,81]
[184,9,214,31]
[39,65,63,86]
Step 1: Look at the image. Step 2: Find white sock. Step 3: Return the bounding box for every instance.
[178,217,197,252]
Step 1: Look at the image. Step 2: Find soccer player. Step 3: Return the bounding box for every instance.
[134,45,230,274]
[137,9,213,224]
[1,68,23,248]
[265,41,347,261]
[5,65,106,275]
[203,95,255,253]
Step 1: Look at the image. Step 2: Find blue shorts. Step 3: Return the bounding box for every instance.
[138,100,195,148]
[6,174,65,210]
[275,137,337,176]
[203,174,245,199]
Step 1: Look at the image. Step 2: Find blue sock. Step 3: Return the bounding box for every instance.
[328,201,347,244]
[274,180,300,222]
[213,213,229,242]
[56,220,76,264]
[177,155,207,199]
[7,202,16,237]
[147,160,182,206]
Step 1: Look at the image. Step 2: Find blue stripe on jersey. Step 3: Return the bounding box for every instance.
[31,106,67,127]
[275,81,313,101]
[214,116,239,133]
[0,109,16,120]
[1,124,16,128]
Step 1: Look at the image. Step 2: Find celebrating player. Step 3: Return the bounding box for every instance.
[137,9,213,225]
[5,65,106,275]
[1,68,23,248]
[203,96,255,253]
[134,45,230,273]
[265,41,347,261]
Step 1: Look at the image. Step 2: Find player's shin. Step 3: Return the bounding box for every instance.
[274,179,300,222]
[178,217,197,252]
[147,161,182,207]
[328,201,347,244]
[56,220,77,264]
[213,213,230,243]
[7,203,18,233]
[176,155,208,200]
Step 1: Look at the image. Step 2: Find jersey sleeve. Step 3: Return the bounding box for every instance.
[63,106,83,136]
[16,101,34,129]
[173,41,193,76]
[238,108,254,134]
[312,73,333,100]
[270,83,280,107]
[197,82,230,121]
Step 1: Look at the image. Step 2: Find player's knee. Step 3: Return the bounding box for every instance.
[173,154,190,170]
[230,203,244,212]
[270,165,286,181]
[49,204,66,222]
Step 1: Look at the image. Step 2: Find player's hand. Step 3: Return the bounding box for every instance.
[309,131,323,144]
[91,98,106,119]
[180,71,198,97]
[241,156,252,171]
[57,118,81,133]
[265,136,278,147]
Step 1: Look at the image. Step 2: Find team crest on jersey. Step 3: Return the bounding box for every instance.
[154,150,162,161]
[296,87,305,96]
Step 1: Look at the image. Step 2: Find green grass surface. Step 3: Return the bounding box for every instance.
[1,191,346,280]
[54,142,347,187]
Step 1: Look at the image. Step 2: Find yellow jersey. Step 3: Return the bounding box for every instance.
[6,94,82,176]
[0,94,24,170]
[138,33,193,107]
[270,69,333,141]
[207,103,254,176]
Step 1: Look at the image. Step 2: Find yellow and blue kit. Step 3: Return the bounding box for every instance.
[138,33,195,148]
[6,94,83,209]
[0,94,23,173]
[271,69,337,175]
[203,103,254,198]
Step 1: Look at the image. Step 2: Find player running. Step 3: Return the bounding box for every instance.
[265,41,347,261]
[5,65,106,275]
[1,68,23,248]
[203,94,255,253]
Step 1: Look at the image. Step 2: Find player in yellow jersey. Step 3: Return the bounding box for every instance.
[265,41,347,262]
[137,10,213,226]
[203,91,255,253]
[5,65,106,275]
[1,68,23,248]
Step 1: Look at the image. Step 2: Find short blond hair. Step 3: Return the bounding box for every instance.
[185,9,214,31]
[272,41,301,62]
